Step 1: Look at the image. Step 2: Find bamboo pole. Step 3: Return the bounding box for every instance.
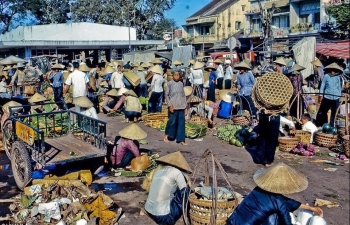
[346,94,349,135]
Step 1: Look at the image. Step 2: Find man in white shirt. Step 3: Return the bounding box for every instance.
[110,65,125,90]
[279,116,296,136]
[301,113,318,143]
[224,60,233,89]
[214,59,224,89]
[63,62,89,112]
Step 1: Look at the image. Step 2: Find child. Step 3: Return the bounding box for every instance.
[301,113,318,143]
[0,75,10,98]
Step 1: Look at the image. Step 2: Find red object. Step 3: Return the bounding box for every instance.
[316,40,350,59]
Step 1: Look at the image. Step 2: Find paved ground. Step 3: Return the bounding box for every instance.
[0,112,349,225]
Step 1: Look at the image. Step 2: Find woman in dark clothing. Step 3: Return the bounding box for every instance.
[287,64,305,119]
[205,65,217,102]
[226,163,324,225]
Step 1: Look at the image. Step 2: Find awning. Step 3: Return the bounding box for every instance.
[316,41,350,59]
[155,52,173,61]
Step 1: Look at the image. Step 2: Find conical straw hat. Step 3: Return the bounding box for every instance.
[119,124,147,140]
[173,60,182,66]
[152,58,162,64]
[193,61,204,70]
[104,66,115,74]
[51,64,63,69]
[99,80,108,87]
[234,62,251,70]
[137,66,144,71]
[288,64,305,73]
[3,65,12,71]
[141,62,151,68]
[156,151,192,173]
[273,57,287,66]
[106,89,118,97]
[310,58,323,67]
[124,90,138,97]
[117,87,129,96]
[187,96,202,103]
[150,65,163,74]
[253,162,308,194]
[219,90,235,103]
[204,65,216,71]
[214,58,223,64]
[28,93,47,103]
[73,96,93,108]
[132,62,140,67]
[324,63,343,73]
[184,86,193,97]
[79,63,90,72]
[2,101,22,114]
[189,59,196,65]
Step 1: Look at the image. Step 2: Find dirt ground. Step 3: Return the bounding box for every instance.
[0,112,349,225]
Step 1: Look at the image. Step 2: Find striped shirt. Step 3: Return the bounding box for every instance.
[165,80,186,110]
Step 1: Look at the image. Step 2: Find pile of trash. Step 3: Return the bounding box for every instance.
[4,170,122,225]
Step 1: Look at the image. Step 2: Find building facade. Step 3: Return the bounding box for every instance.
[182,0,250,55]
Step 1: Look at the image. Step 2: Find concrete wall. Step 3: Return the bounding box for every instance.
[0,22,137,41]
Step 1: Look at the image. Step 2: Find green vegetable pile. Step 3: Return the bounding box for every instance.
[185,123,207,139]
[217,124,257,147]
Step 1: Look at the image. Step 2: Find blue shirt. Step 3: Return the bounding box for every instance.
[319,73,341,100]
[227,187,301,225]
[237,71,255,96]
[209,71,217,86]
[49,71,64,87]
[105,73,112,81]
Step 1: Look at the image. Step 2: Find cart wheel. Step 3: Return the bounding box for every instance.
[11,141,32,190]
[2,120,14,158]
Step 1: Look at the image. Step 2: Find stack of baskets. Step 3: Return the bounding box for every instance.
[252,72,293,114]
[289,130,312,144]
[278,136,301,152]
[342,135,350,158]
[314,132,337,148]
[142,113,168,129]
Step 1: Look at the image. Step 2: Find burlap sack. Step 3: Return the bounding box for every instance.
[130,154,150,172]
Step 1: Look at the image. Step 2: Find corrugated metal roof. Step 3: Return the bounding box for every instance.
[188,0,236,18]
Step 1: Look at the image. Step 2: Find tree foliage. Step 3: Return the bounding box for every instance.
[0,0,28,33]
[32,0,70,24]
[149,18,177,39]
[326,1,350,30]
[71,0,177,39]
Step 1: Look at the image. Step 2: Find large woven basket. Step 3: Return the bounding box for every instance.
[342,135,350,158]
[232,116,250,126]
[289,130,312,144]
[314,132,337,148]
[188,115,208,127]
[278,137,301,152]
[337,125,350,136]
[252,86,289,114]
[189,193,237,225]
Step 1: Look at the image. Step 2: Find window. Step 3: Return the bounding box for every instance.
[313,12,320,24]
[300,15,309,23]
[188,27,194,36]
[201,26,210,35]
[242,5,246,12]
[210,25,215,34]
[235,21,242,30]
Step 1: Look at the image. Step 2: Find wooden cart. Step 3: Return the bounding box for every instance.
[2,103,106,189]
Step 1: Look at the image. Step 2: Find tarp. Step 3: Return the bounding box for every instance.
[316,40,350,59]
[292,37,316,79]
[123,51,155,63]
[154,52,173,61]
[172,46,196,67]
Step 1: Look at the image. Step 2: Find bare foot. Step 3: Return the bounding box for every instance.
[265,163,274,167]
[180,142,187,146]
[164,135,169,143]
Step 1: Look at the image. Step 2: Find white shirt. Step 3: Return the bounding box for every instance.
[81,107,98,119]
[0,81,8,93]
[216,64,224,78]
[145,166,187,216]
[190,69,204,85]
[65,70,89,98]
[111,71,125,89]
[224,66,233,80]
[151,74,164,92]
[279,116,295,134]
[302,121,318,143]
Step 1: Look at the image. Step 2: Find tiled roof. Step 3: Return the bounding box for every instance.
[188,0,237,18]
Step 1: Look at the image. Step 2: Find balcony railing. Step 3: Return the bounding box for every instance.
[193,35,217,43]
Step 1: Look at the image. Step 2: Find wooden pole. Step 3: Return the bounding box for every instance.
[346,94,349,135]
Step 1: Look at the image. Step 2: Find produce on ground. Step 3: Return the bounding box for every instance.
[185,123,207,139]
[217,124,256,147]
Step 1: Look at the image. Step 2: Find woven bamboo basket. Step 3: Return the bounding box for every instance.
[188,115,208,127]
[337,125,350,136]
[314,132,337,148]
[342,135,350,158]
[289,130,312,144]
[232,116,250,126]
[189,193,236,225]
[251,86,288,114]
[142,112,168,122]
[278,137,301,152]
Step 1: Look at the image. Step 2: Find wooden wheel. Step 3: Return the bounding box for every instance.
[2,119,14,158]
[11,141,32,190]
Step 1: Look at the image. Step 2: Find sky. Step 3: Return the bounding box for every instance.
[166,0,211,27]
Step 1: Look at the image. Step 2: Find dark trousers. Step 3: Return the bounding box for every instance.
[148,91,163,113]
[224,79,231,89]
[316,98,340,127]
[208,84,216,102]
[217,77,223,90]
[53,86,64,109]
[148,188,190,225]
[124,110,141,121]
[138,84,148,98]
[185,78,191,87]
[289,94,305,119]
[165,109,186,143]
[255,114,280,165]
[102,99,118,114]
[239,95,257,116]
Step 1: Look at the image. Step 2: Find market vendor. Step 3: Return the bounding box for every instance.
[49,64,65,109]
[148,65,165,113]
[214,59,224,90]
[273,57,287,74]
[205,65,217,102]
[103,87,129,114]
[136,66,148,98]
[187,96,214,125]
[0,75,11,98]
[223,60,233,89]
[311,57,324,83]
[123,90,142,123]
[226,163,324,225]
[217,90,234,119]
[144,151,191,225]
[287,64,305,119]
[235,62,257,117]
[28,93,48,114]
[316,63,343,127]
[110,124,147,168]
[73,96,98,119]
